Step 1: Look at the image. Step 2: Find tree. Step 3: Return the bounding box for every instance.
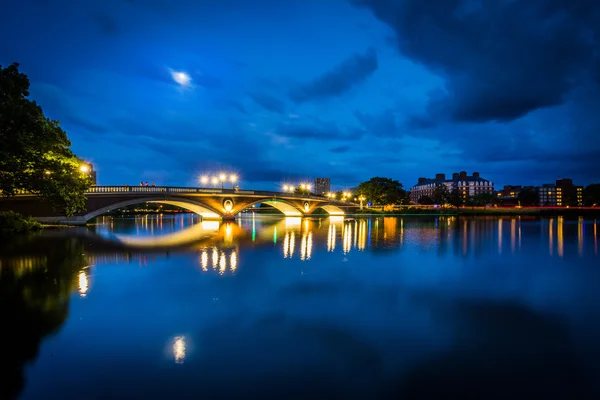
[447,188,464,208]
[0,63,91,216]
[471,192,497,207]
[583,184,600,207]
[517,188,539,206]
[355,177,406,205]
[432,184,449,205]
[293,185,311,196]
[418,195,435,205]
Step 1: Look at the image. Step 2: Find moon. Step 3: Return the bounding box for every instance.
[170,70,191,87]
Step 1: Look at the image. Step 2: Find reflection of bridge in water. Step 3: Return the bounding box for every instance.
[2,216,597,295]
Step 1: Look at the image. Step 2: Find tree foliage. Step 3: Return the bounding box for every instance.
[432,184,449,205]
[447,188,464,208]
[517,188,539,206]
[0,63,91,216]
[583,184,600,206]
[354,177,407,205]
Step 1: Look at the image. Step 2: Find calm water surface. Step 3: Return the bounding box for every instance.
[2,214,600,399]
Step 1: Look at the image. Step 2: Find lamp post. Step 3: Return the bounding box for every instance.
[211,177,219,188]
[230,174,237,190]
[359,195,366,210]
[219,173,226,189]
[200,176,208,187]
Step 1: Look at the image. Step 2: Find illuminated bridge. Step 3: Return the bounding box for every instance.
[3,186,359,225]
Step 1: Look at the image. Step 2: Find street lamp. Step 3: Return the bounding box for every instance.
[359,195,366,209]
[219,173,226,189]
[229,174,237,189]
[283,184,290,192]
[211,177,219,188]
[200,176,208,186]
[306,184,311,193]
[79,164,90,173]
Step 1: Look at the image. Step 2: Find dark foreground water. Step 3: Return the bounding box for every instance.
[1,214,600,399]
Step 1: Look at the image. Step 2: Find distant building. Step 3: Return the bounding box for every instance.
[410,171,494,203]
[314,178,331,195]
[537,178,583,206]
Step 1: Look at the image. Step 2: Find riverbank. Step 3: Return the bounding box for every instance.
[351,207,600,217]
[0,211,43,235]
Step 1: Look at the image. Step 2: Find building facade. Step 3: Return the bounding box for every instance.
[314,178,331,195]
[537,178,583,206]
[410,171,494,203]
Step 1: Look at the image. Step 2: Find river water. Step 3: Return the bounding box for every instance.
[1,214,600,399]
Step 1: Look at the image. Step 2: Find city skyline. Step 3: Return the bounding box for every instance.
[2,0,600,190]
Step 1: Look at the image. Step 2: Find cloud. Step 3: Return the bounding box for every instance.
[353,0,600,122]
[290,48,378,103]
[330,145,351,153]
[354,110,399,137]
[277,121,364,142]
[249,92,286,114]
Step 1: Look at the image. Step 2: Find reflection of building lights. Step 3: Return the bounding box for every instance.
[358,220,367,250]
[511,218,516,254]
[219,253,226,275]
[594,219,597,255]
[343,223,352,254]
[201,251,208,271]
[498,218,502,254]
[578,217,584,256]
[549,218,554,256]
[172,336,186,364]
[327,224,336,252]
[230,251,238,272]
[212,247,219,269]
[558,216,564,258]
[78,271,88,297]
[307,232,313,260]
[283,232,289,258]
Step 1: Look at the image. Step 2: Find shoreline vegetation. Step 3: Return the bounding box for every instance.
[0,211,42,236]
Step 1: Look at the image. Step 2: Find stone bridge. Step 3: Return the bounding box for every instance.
[2,186,359,225]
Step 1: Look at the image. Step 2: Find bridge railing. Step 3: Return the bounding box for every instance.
[79,186,356,204]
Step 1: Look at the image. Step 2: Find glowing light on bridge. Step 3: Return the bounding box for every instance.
[200,176,208,185]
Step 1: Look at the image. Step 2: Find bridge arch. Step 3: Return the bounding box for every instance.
[238,198,304,217]
[81,197,223,222]
[311,204,345,216]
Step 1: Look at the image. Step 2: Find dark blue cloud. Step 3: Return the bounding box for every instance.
[249,92,286,114]
[290,48,378,103]
[1,0,599,189]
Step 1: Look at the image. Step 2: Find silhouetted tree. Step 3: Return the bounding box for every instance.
[583,184,600,206]
[517,188,539,206]
[447,188,464,208]
[0,63,91,216]
[470,192,497,207]
[418,195,435,205]
[355,177,406,205]
[432,184,449,205]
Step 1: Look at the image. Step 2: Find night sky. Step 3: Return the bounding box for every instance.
[2,0,599,190]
